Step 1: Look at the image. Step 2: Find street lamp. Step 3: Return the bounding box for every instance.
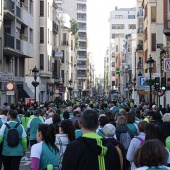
[68,79,73,100]
[146,55,155,108]
[32,66,39,103]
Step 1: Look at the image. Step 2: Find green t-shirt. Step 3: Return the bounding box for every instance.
[21,117,30,130]
[27,118,42,140]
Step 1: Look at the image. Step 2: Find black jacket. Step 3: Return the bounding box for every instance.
[162,122,170,139]
[62,136,121,170]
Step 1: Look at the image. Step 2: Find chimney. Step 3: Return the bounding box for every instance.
[115,6,118,10]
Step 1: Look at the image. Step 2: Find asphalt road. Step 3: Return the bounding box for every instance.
[2,147,31,170]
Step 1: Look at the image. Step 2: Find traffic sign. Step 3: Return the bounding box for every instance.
[139,76,148,86]
[55,89,59,94]
[6,82,14,91]
[6,91,14,95]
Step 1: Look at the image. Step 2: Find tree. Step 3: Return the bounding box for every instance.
[70,19,79,52]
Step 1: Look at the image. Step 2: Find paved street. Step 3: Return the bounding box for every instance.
[2,147,31,170]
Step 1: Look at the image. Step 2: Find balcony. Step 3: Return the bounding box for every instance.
[53,21,58,34]
[62,41,69,46]
[77,0,86,2]
[20,34,28,41]
[163,29,170,36]
[77,8,87,12]
[137,12,143,17]
[79,36,86,41]
[77,18,86,21]
[77,74,86,77]
[16,39,21,51]
[122,59,126,64]
[78,27,86,31]
[136,44,143,52]
[56,0,63,3]
[52,50,63,59]
[79,46,86,49]
[137,28,143,34]
[77,65,86,68]
[4,34,14,49]
[20,2,28,11]
[79,55,86,59]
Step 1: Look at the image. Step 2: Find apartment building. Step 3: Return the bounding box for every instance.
[0,0,3,72]
[56,0,87,95]
[1,0,34,105]
[109,7,136,95]
[163,0,170,105]
[142,0,164,105]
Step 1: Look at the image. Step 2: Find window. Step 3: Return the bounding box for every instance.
[144,27,147,41]
[112,53,115,58]
[112,24,124,29]
[128,24,136,29]
[112,34,124,39]
[48,29,49,44]
[40,54,44,70]
[151,33,156,51]
[30,29,33,44]
[61,70,64,84]
[116,45,118,52]
[61,50,64,63]
[128,15,135,19]
[151,6,156,22]
[112,62,115,67]
[40,1,44,17]
[145,4,147,19]
[40,27,44,43]
[115,15,123,19]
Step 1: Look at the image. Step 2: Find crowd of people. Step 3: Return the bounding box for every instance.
[0,99,170,170]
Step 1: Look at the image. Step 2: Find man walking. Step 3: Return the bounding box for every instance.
[62,109,121,170]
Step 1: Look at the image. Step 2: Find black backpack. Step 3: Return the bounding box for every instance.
[5,123,20,147]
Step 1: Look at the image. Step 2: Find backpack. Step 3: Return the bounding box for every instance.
[120,132,131,150]
[135,136,145,146]
[5,123,20,147]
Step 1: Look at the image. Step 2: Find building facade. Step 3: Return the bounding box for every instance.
[109,7,136,97]
[2,0,34,105]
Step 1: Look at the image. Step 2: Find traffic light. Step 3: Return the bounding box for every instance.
[154,77,160,91]
[161,77,166,91]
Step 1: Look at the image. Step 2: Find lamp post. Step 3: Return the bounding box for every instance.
[32,66,39,103]
[133,77,136,100]
[146,55,155,108]
[68,79,73,100]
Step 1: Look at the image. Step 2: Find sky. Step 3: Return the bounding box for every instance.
[87,0,136,77]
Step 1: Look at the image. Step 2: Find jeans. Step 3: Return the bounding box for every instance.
[2,156,22,170]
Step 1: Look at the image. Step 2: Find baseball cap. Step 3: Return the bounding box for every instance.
[74,107,81,112]
[34,110,40,115]
[152,105,157,109]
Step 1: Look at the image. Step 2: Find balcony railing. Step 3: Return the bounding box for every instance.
[4,33,14,49]
[79,55,86,58]
[77,0,86,2]
[77,65,86,68]
[16,39,21,51]
[79,46,86,49]
[20,2,28,11]
[77,18,86,21]
[79,36,86,40]
[78,27,86,30]
[77,74,86,77]
[137,11,143,17]
[77,8,87,12]
[62,41,69,46]
[16,6,21,18]
[137,28,143,34]
[136,44,143,51]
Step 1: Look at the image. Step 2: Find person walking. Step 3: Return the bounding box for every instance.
[26,110,43,147]
[0,110,27,170]
[31,124,60,170]
[61,109,121,170]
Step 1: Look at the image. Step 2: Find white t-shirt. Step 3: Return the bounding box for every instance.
[31,141,43,159]
[44,117,53,125]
